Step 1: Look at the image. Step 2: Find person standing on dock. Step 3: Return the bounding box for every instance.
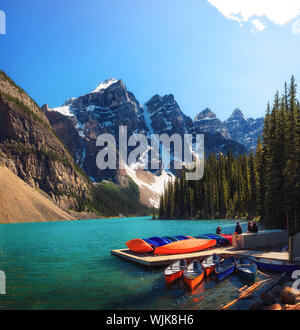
[252,222,258,233]
[235,222,243,235]
[248,221,253,233]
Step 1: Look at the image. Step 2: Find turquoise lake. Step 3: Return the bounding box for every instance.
[0,217,250,310]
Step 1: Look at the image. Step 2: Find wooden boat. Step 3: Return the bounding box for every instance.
[164,259,187,285]
[236,257,257,282]
[248,256,299,273]
[154,239,217,255]
[202,254,221,277]
[183,260,205,290]
[126,238,154,253]
[215,256,236,281]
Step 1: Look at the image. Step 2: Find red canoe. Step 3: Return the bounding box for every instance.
[220,234,233,245]
[154,239,217,255]
[164,259,187,285]
[202,254,221,277]
[183,260,205,290]
[126,239,154,253]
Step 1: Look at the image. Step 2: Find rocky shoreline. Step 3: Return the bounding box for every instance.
[227,272,300,310]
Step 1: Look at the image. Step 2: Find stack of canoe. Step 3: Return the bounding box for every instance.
[126,233,232,255]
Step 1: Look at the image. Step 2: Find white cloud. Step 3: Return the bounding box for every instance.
[292,18,300,34]
[207,0,300,32]
[251,19,266,32]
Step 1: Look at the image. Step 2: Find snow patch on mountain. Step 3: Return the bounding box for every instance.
[52,105,74,117]
[91,78,118,93]
[125,162,174,208]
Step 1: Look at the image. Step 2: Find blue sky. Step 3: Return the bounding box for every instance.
[1,0,300,121]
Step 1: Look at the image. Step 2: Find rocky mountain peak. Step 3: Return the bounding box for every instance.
[63,97,76,106]
[146,94,162,107]
[146,94,175,110]
[91,78,119,93]
[227,108,247,121]
[41,104,51,113]
[194,108,217,121]
[194,108,229,138]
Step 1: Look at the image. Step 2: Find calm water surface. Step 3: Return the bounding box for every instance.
[0,217,251,310]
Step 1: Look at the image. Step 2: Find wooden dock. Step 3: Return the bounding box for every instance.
[111,247,289,267]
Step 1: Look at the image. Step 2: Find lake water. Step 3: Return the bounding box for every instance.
[0,217,251,310]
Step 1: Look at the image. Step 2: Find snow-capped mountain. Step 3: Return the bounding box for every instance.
[43,79,246,207]
[194,108,264,151]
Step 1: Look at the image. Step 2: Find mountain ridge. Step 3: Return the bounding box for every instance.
[44,78,247,207]
[194,107,264,151]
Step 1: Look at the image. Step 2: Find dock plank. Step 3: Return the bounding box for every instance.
[111,247,289,267]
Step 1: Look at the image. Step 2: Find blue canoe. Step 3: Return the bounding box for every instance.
[146,237,172,247]
[236,257,257,283]
[174,235,191,241]
[144,236,191,248]
[215,256,236,281]
[248,257,299,273]
[163,236,179,242]
[195,234,228,246]
[204,234,228,246]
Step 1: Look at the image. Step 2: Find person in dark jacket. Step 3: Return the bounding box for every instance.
[248,221,253,232]
[235,222,243,235]
[252,222,258,233]
[216,226,222,235]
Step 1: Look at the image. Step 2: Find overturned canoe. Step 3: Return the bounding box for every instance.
[146,237,172,246]
[195,233,229,246]
[220,234,233,245]
[154,239,217,255]
[126,238,154,253]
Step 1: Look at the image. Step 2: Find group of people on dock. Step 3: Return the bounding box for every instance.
[216,220,258,236]
[247,220,258,233]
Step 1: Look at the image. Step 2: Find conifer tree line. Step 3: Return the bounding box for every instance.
[158,76,300,235]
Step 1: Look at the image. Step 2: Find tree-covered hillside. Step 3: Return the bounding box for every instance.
[90,179,150,217]
[159,77,300,235]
